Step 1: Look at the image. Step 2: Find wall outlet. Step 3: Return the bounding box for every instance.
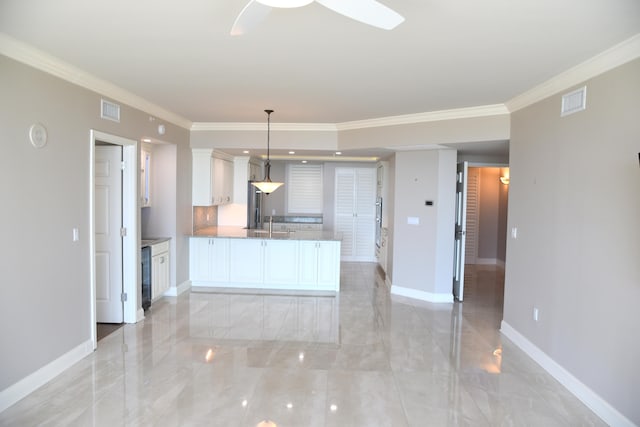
[511,227,518,239]
[72,227,79,242]
[533,307,539,322]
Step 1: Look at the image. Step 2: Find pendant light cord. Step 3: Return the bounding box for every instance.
[264,109,274,181]
[265,109,273,162]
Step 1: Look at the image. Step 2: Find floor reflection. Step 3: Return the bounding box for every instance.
[0,262,605,426]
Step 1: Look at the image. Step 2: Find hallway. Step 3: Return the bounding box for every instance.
[0,263,603,426]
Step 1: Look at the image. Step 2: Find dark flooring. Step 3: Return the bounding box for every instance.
[96,322,123,341]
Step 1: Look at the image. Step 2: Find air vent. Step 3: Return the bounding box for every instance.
[101,99,121,122]
[561,86,587,117]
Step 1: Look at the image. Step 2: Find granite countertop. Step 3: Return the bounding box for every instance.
[141,237,171,247]
[191,226,341,242]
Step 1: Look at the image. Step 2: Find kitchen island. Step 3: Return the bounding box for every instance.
[190,226,341,292]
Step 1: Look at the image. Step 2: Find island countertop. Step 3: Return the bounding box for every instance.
[191,226,342,241]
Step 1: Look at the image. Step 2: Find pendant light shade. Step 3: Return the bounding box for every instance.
[252,109,283,195]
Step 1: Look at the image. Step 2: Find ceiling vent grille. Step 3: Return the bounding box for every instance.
[561,86,587,117]
[101,99,121,122]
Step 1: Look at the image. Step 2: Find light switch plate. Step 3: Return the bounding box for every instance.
[407,217,419,225]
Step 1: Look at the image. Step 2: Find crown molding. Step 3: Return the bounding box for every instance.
[191,122,337,132]
[267,154,378,162]
[192,104,509,132]
[506,33,640,112]
[4,31,638,131]
[0,33,192,130]
[336,104,510,131]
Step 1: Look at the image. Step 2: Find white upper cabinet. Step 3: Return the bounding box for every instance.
[192,149,234,206]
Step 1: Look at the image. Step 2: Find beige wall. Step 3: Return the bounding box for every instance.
[477,167,508,263]
[390,149,456,298]
[0,55,191,391]
[504,58,640,425]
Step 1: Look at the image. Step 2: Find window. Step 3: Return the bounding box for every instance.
[286,163,323,214]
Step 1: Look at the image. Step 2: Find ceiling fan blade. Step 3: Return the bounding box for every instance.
[231,0,272,36]
[315,0,404,30]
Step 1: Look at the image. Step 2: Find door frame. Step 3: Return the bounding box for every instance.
[89,130,141,350]
[453,161,509,301]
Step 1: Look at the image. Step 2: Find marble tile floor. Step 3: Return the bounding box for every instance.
[0,263,604,426]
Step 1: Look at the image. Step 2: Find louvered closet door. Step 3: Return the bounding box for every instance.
[465,168,480,264]
[335,167,376,261]
[335,170,356,259]
[354,168,376,259]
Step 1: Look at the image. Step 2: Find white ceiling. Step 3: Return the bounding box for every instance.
[2,0,639,126]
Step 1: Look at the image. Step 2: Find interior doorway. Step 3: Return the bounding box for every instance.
[89,130,140,350]
[463,166,509,301]
[465,167,509,267]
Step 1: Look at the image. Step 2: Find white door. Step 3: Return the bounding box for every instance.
[335,167,376,261]
[95,146,124,322]
[335,169,356,259]
[453,161,468,301]
[464,168,480,264]
[354,169,376,259]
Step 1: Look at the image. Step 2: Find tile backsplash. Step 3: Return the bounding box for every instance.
[193,206,218,231]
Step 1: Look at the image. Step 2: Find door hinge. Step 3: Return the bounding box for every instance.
[120,227,127,237]
[121,292,127,302]
[121,161,126,170]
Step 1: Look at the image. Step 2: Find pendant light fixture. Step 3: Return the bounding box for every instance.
[252,109,283,195]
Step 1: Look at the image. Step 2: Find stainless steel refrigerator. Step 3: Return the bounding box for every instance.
[247,181,264,229]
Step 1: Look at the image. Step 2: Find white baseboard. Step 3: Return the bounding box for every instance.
[500,321,635,427]
[0,339,93,413]
[136,308,145,323]
[390,284,453,303]
[163,280,191,297]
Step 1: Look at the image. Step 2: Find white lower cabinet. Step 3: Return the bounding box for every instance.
[151,241,170,299]
[190,237,340,291]
[228,239,263,284]
[190,238,229,283]
[298,241,340,289]
[263,240,299,287]
[317,241,340,288]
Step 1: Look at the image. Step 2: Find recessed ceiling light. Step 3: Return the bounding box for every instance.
[243,150,250,154]
[289,151,295,154]
[335,151,342,155]
[301,160,307,164]
[142,138,151,143]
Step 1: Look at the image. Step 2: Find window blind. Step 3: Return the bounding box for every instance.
[287,163,323,214]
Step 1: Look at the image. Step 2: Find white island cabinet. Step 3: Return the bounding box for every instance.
[263,239,300,287]
[189,230,341,292]
[228,238,263,284]
[190,238,229,282]
[298,241,340,289]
